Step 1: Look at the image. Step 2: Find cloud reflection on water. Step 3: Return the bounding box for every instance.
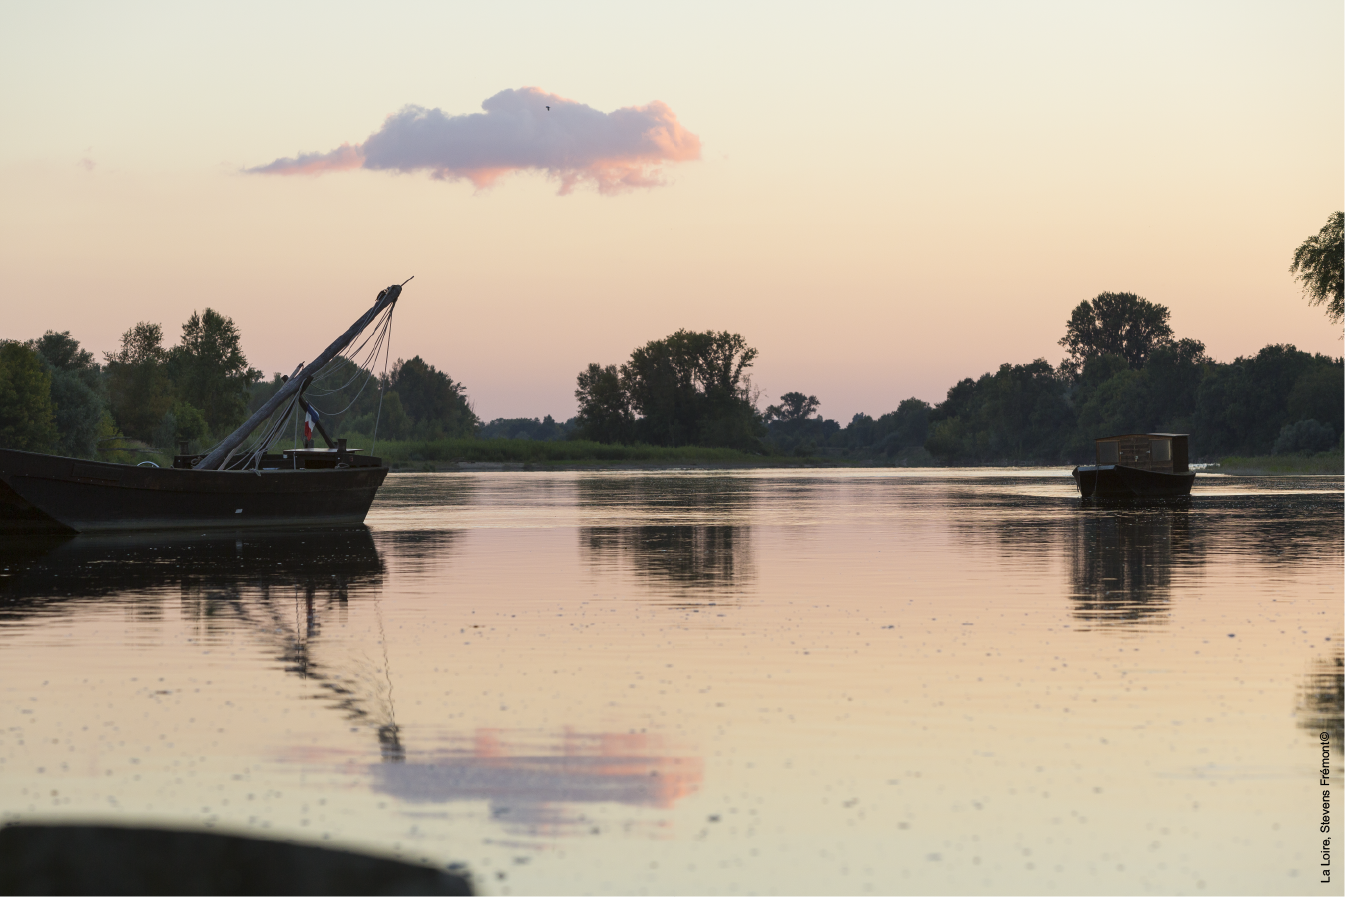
[371,728,703,835]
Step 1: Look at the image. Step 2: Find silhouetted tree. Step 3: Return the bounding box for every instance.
[1071,337,1210,441]
[1286,364,1345,438]
[762,392,831,455]
[104,322,173,442]
[575,330,763,448]
[622,330,761,447]
[0,342,58,452]
[765,392,819,423]
[387,356,477,438]
[1272,419,1335,455]
[1193,344,1340,456]
[27,330,106,457]
[876,398,931,454]
[480,415,574,441]
[1290,210,1343,324]
[574,363,634,443]
[153,400,211,451]
[30,330,96,373]
[833,400,931,460]
[168,309,260,437]
[1058,292,1173,379]
[926,359,1073,463]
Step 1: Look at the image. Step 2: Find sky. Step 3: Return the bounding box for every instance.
[1,1,1341,423]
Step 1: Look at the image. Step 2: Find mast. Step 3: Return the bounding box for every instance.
[195,282,405,470]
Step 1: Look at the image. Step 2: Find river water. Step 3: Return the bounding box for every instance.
[1,469,1340,894]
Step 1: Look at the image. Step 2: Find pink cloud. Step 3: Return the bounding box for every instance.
[248,87,701,195]
[250,143,363,176]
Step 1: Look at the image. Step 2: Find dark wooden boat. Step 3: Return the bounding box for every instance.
[0,446,387,533]
[0,282,406,534]
[1072,433,1196,498]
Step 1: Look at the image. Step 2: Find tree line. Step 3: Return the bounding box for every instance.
[911,297,1337,464]
[3,304,1337,464]
[0,309,476,459]
[567,212,1343,463]
[2,212,1340,463]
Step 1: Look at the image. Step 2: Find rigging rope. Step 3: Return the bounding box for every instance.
[302,304,396,422]
[304,305,395,396]
[370,302,395,455]
[194,294,398,467]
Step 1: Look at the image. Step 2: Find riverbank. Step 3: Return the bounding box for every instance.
[1211,452,1343,476]
[363,436,859,470]
[108,435,1344,475]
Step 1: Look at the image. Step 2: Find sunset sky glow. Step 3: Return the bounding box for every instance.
[1,1,1341,422]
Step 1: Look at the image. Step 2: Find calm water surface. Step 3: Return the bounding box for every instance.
[1,470,1341,895]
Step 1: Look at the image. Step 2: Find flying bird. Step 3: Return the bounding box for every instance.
[546,106,550,111]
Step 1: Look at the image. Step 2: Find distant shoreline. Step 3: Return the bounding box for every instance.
[1208,454,1343,476]
[351,435,909,471]
[388,458,864,472]
[386,457,1342,475]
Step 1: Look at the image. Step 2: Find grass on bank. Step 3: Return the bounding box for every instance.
[98,434,842,469]
[348,435,786,468]
[1213,451,1343,476]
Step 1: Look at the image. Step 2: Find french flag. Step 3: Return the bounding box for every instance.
[304,405,319,443]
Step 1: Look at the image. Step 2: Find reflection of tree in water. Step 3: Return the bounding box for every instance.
[582,525,753,600]
[1069,508,1203,630]
[1298,650,1344,747]
[371,530,461,577]
[576,474,755,603]
[374,529,459,560]
[1211,496,1345,568]
[576,474,755,521]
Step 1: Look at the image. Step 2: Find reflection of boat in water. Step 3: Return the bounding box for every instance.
[0,283,407,533]
[0,522,705,836]
[0,527,383,620]
[1068,508,1200,629]
[1073,433,1195,498]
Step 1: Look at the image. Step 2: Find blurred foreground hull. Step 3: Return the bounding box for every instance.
[0,823,470,895]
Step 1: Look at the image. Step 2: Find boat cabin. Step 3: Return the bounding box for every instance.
[1094,433,1189,473]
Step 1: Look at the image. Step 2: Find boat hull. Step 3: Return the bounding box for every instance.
[0,476,70,533]
[0,449,388,533]
[1072,464,1195,498]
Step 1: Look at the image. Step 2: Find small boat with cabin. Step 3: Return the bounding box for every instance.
[1072,433,1196,498]
[0,281,407,533]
